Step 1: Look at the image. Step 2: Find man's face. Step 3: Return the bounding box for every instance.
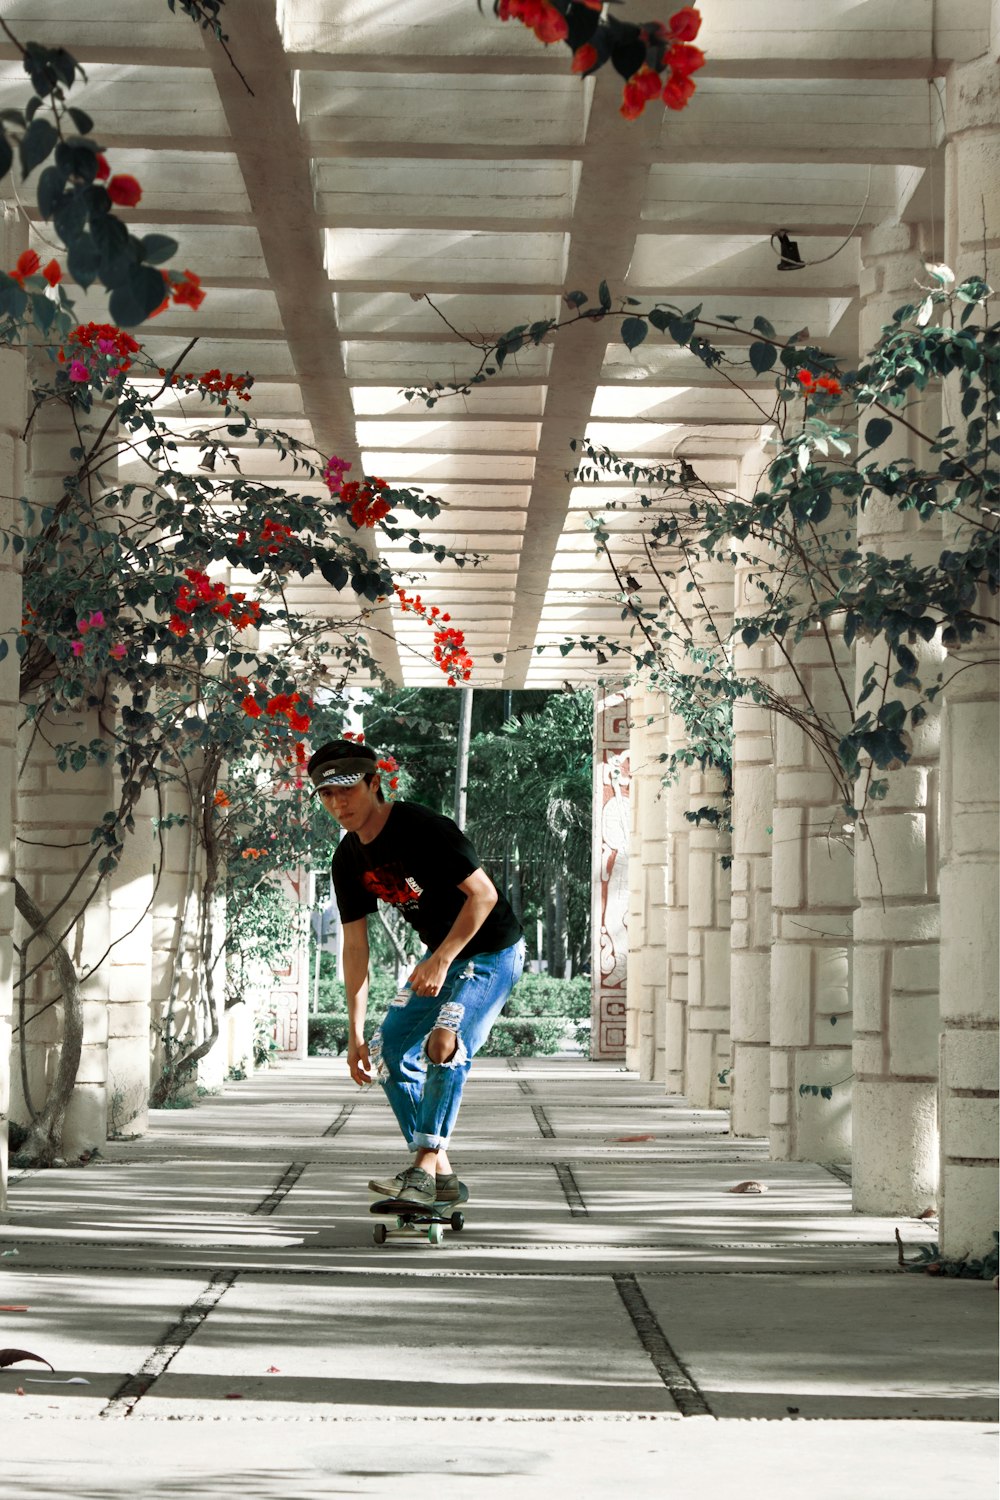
[317,775,381,833]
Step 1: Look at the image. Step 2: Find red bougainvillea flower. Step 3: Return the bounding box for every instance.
[664,41,706,76]
[95,154,110,181]
[663,73,696,110]
[634,66,665,102]
[214,789,230,807]
[669,5,702,41]
[571,43,598,73]
[9,249,40,286]
[197,367,252,402]
[41,259,62,286]
[533,4,568,43]
[241,696,262,718]
[107,174,142,207]
[343,730,365,743]
[620,81,647,120]
[171,269,205,310]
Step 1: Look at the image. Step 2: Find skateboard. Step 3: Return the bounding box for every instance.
[369,1197,466,1246]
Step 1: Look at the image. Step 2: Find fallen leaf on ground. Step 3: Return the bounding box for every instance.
[14,1386,24,1395]
[917,1207,937,1219]
[0,1306,28,1312]
[26,1376,90,1385]
[728,1181,768,1194]
[266,1366,280,1373]
[225,1392,244,1399]
[0,1348,54,1371]
[613,1135,656,1143]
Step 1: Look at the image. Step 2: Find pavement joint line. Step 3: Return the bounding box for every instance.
[5,1260,904,1277]
[823,1162,853,1186]
[613,1272,713,1418]
[531,1105,556,1138]
[4,1411,995,1425]
[554,1162,589,1216]
[99,1268,239,1420]
[321,1103,357,1138]
[250,1162,307,1216]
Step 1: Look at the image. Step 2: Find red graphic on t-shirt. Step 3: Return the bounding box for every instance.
[362,865,423,908]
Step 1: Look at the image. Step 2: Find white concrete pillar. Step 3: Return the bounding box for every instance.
[769,633,855,1162]
[625,685,669,1082]
[729,444,776,1137]
[663,702,691,1097]
[683,561,733,1110]
[0,204,26,1204]
[937,42,1000,1256]
[852,222,944,1214]
[106,783,155,1138]
[590,685,629,1060]
[150,782,205,1103]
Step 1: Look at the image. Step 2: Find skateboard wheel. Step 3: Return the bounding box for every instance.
[428,1222,444,1245]
[450,1212,465,1232]
[373,1223,388,1245]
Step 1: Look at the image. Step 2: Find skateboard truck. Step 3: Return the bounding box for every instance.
[369,1198,466,1246]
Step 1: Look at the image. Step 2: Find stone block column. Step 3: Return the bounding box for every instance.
[729,443,776,1137]
[590,685,629,1060]
[662,701,691,1097]
[769,633,855,1162]
[936,40,1000,1256]
[853,221,944,1214]
[0,203,26,1204]
[624,684,669,1081]
[106,782,155,1138]
[683,560,733,1110]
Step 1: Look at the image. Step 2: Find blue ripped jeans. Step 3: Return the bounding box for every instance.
[370,938,525,1150]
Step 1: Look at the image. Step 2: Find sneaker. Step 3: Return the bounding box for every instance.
[433,1173,470,1205]
[368,1169,409,1198]
[393,1166,437,1206]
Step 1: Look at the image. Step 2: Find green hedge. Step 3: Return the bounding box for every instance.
[309,1012,585,1059]
[314,971,590,1020]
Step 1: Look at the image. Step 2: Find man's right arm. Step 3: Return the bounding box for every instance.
[343,917,372,1086]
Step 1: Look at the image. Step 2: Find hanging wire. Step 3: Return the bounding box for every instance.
[770,162,874,268]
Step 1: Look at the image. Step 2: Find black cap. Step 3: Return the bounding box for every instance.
[307,739,379,795]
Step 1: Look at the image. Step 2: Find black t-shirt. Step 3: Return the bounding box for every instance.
[331,801,521,960]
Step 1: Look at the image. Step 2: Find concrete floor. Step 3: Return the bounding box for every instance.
[1,1057,996,1498]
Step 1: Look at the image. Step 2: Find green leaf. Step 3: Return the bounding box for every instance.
[19,117,58,178]
[140,232,178,266]
[598,280,612,312]
[620,316,648,351]
[67,232,100,287]
[749,340,777,374]
[752,314,776,337]
[67,106,94,134]
[0,133,12,183]
[108,263,171,326]
[865,417,893,450]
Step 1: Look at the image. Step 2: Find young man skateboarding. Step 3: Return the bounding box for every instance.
[309,738,524,1207]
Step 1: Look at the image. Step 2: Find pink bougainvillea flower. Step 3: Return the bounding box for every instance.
[68,360,90,383]
[669,6,702,41]
[107,174,142,207]
[70,640,85,657]
[662,73,696,110]
[109,642,127,659]
[41,259,62,286]
[88,610,106,629]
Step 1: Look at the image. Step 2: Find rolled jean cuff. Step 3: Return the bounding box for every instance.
[412,1131,449,1150]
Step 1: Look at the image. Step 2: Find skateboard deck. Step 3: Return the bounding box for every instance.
[369,1197,467,1246]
